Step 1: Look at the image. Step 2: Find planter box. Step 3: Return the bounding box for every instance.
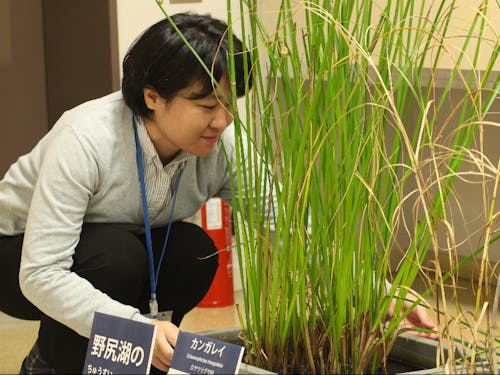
[391,333,499,374]
[200,328,497,374]
[200,328,274,374]
[389,334,451,374]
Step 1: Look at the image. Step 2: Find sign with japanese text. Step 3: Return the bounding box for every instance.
[168,331,245,375]
[83,312,156,374]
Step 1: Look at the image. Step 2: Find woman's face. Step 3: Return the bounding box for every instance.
[143,76,234,163]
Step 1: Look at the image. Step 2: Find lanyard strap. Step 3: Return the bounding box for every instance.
[133,115,184,317]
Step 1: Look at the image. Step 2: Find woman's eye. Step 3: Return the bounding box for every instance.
[201,104,216,109]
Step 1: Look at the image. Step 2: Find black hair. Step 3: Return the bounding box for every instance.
[122,12,252,118]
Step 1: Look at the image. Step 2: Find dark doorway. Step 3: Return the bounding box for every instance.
[0,0,119,176]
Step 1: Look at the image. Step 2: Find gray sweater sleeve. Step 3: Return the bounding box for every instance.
[19,124,152,338]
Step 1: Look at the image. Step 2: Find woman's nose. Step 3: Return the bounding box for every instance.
[210,105,233,129]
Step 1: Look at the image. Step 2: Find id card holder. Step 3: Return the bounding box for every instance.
[157,310,173,321]
[144,310,173,321]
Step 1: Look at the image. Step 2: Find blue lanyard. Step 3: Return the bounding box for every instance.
[132,115,184,318]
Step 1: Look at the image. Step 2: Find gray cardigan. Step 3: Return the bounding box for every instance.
[0,91,238,337]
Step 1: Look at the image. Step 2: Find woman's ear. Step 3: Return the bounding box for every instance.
[143,87,162,111]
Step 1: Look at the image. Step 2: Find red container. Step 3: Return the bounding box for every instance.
[197,198,234,307]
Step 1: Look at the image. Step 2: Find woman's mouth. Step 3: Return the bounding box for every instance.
[201,135,219,143]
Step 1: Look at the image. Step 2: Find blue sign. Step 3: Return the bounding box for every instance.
[168,331,245,375]
[83,312,157,374]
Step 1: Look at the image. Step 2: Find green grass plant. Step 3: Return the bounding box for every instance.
[155,0,499,373]
[224,1,499,373]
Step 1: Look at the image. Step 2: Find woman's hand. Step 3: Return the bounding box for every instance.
[150,320,179,372]
[387,291,439,340]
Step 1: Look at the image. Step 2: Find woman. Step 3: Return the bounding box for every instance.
[0,12,248,373]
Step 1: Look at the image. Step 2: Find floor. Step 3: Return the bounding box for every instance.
[1,281,498,374]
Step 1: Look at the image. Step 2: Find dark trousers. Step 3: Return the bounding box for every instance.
[0,221,218,373]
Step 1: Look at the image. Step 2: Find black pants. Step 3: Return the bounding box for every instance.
[0,222,218,373]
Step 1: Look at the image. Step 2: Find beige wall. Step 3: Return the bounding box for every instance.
[255,0,499,72]
[370,0,500,72]
[116,0,244,77]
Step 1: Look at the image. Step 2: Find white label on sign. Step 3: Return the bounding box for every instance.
[205,198,222,230]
